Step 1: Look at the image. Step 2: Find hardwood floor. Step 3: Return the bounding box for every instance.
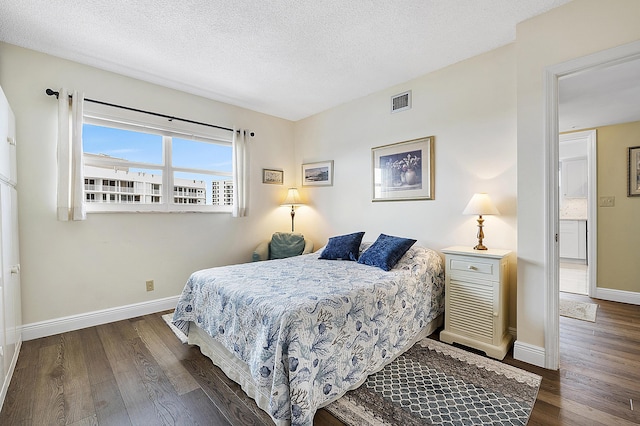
[1,297,638,425]
[507,293,640,425]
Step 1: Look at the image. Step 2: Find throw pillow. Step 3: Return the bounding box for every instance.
[270,232,306,260]
[319,232,366,261]
[357,233,417,271]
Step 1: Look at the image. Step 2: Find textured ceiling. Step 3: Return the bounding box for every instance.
[0,0,571,121]
[559,58,640,132]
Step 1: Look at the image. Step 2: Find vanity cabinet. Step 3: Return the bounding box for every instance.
[559,220,587,261]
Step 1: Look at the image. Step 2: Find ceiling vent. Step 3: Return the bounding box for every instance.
[391,90,411,113]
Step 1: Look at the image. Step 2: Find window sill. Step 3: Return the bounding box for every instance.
[85,204,233,214]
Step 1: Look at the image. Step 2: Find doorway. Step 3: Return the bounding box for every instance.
[558,130,596,297]
[544,40,640,370]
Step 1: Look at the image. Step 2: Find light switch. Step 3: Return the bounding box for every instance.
[599,196,615,207]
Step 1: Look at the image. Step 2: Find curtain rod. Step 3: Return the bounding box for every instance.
[45,88,254,137]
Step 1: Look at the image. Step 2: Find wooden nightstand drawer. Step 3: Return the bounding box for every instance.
[449,257,498,280]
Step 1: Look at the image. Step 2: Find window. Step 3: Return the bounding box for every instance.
[82,115,234,213]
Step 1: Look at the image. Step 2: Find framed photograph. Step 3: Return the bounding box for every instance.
[302,160,334,186]
[262,168,284,185]
[372,136,434,201]
[628,146,640,196]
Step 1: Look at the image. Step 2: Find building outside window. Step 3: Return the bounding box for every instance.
[212,180,235,206]
[82,113,234,213]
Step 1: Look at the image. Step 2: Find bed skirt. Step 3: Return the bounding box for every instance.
[188,314,443,425]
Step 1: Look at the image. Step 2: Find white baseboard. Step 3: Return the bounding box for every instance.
[595,287,640,306]
[22,295,180,341]
[513,340,545,368]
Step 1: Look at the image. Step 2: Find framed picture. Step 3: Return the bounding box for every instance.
[372,136,434,201]
[262,168,284,185]
[628,146,640,196]
[302,160,334,186]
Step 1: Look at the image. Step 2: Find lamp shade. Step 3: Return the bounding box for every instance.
[463,193,499,216]
[281,188,303,206]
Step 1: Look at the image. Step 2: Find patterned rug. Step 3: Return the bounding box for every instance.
[162,313,188,343]
[559,299,598,322]
[161,314,541,425]
[325,339,541,426]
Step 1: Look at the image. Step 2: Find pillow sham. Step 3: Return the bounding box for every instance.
[357,233,417,271]
[319,231,366,261]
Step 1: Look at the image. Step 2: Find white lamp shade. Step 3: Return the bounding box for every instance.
[281,188,303,206]
[463,193,499,216]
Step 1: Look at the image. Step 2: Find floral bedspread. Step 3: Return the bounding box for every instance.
[172,245,444,426]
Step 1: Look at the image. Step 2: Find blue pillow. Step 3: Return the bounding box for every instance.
[357,234,417,271]
[319,232,365,261]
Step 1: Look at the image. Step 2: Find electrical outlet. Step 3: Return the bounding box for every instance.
[599,196,615,207]
[146,280,154,291]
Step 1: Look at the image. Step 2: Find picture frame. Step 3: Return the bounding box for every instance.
[302,160,334,186]
[372,136,434,201]
[262,168,284,185]
[628,146,640,196]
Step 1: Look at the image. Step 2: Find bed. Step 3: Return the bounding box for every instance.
[172,242,444,426]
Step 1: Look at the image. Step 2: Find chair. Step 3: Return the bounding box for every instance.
[252,232,314,262]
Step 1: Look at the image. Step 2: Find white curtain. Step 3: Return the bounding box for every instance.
[232,128,249,217]
[56,89,86,221]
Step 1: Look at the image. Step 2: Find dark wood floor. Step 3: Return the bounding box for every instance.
[518,293,640,425]
[1,293,638,425]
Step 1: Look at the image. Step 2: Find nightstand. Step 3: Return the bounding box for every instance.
[440,246,512,360]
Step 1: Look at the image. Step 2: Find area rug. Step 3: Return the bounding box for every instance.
[162,314,541,425]
[559,299,598,322]
[162,313,188,343]
[325,339,541,426]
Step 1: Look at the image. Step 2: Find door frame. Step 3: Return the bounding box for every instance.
[543,40,640,370]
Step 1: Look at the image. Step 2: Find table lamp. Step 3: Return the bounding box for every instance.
[463,193,499,250]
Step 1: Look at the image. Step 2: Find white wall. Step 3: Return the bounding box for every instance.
[294,45,519,329]
[515,0,640,353]
[0,43,297,326]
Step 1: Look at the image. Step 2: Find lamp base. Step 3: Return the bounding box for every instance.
[290,206,296,232]
[474,215,488,250]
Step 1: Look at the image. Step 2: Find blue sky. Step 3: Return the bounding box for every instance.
[83,124,163,163]
[83,124,233,204]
